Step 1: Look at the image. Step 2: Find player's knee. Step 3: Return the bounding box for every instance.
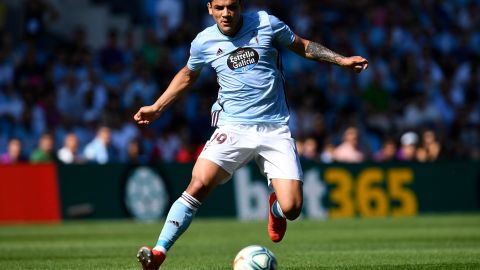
[282,200,302,220]
[188,173,214,197]
[189,175,208,192]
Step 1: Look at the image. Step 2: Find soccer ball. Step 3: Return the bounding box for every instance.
[233,245,277,270]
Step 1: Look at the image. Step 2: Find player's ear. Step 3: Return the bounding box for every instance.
[207,2,213,15]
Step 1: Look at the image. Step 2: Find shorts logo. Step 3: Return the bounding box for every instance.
[227,47,259,73]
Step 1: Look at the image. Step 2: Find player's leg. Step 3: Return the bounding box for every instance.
[137,158,230,270]
[270,179,303,220]
[154,126,252,251]
[185,158,231,201]
[155,158,230,251]
[267,179,302,242]
[138,126,252,269]
[254,124,303,242]
[154,158,229,252]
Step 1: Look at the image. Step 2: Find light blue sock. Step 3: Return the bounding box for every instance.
[271,200,286,218]
[154,192,201,252]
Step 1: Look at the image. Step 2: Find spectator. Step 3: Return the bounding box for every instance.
[397,131,418,161]
[362,71,392,134]
[123,29,137,66]
[81,69,108,124]
[99,28,125,73]
[123,67,158,108]
[29,132,55,163]
[99,28,125,90]
[175,138,200,164]
[0,48,14,87]
[139,29,161,68]
[154,0,184,41]
[432,80,457,127]
[57,132,83,164]
[299,137,319,162]
[66,25,90,64]
[11,108,42,154]
[15,44,45,100]
[55,70,87,123]
[110,120,140,161]
[401,94,441,130]
[416,129,443,162]
[126,138,149,164]
[374,138,397,162]
[152,129,182,162]
[83,126,117,164]
[0,84,24,126]
[320,141,335,164]
[333,127,366,163]
[22,0,58,41]
[0,137,26,164]
[0,1,480,162]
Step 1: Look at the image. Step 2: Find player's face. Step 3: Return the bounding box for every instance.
[208,0,243,36]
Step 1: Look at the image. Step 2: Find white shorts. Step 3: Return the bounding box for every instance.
[198,124,303,183]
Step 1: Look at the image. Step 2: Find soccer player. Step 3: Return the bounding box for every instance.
[134,0,368,268]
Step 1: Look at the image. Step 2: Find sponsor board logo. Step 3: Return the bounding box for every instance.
[125,166,169,221]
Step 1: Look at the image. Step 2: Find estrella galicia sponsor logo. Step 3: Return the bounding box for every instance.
[227,47,259,73]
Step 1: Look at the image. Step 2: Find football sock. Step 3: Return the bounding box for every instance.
[154,191,201,252]
[271,200,286,219]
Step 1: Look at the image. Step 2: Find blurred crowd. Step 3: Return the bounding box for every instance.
[0,0,479,165]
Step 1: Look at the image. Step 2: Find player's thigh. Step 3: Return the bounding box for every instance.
[256,134,303,182]
[271,179,303,215]
[186,158,231,202]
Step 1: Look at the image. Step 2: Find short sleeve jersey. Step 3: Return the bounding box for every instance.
[187,11,295,126]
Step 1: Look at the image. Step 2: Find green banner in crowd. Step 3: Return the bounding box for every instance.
[57,161,479,220]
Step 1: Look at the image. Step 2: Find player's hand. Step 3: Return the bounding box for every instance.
[133,105,161,125]
[339,56,368,73]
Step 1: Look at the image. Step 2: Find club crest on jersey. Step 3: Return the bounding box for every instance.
[227,47,259,73]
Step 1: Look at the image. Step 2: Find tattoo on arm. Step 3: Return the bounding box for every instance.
[305,41,345,65]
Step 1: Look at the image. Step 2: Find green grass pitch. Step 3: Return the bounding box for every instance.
[1,214,479,269]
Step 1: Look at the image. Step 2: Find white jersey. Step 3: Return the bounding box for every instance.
[187,11,295,126]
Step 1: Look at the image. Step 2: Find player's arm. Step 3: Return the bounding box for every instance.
[134,66,200,125]
[287,35,368,73]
